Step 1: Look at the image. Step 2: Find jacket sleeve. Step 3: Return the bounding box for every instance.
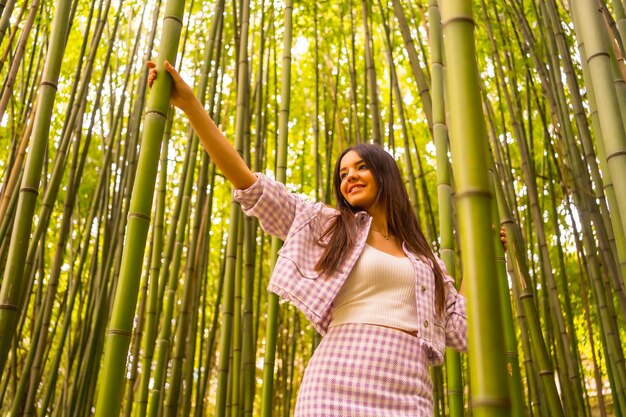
[438,259,468,352]
[234,173,311,241]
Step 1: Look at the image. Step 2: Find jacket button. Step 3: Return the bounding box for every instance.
[424,320,429,328]
[420,285,426,292]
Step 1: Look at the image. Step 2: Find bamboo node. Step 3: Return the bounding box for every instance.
[20,186,39,195]
[107,328,132,337]
[538,370,554,376]
[606,150,626,162]
[40,81,58,90]
[163,14,183,25]
[129,212,150,221]
[0,303,18,311]
[585,51,610,64]
[146,109,167,119]
[441,16,476,28]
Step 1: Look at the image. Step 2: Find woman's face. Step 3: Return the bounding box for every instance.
[339,150,378,210]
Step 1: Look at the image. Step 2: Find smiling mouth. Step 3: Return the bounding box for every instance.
[349,185,365,194]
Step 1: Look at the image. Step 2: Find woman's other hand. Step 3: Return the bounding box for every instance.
[500,226,508,252]
[147,60,197,112]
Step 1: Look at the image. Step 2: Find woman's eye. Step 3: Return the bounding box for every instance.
[359,164,367,170]
[340,173,347,179]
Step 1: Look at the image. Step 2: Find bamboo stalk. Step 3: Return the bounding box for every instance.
[93,0,187,412]
[361,0,382,144]
[0,0,73,374]
[572,0,626,247]
[439,0,511,414]
[391,0,433,130]
[261,2,292,416]
[427,0,465,413]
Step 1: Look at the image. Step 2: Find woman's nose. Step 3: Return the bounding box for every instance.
[346,170,358,181]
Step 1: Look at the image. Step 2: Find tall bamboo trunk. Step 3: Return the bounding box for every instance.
[0,0,40,121]
[391,0,433,130]
[0,0,73,374]
[93,0,187,413]
[214,0,251,415]
[361,0,383,144]
[572,0,626,248]
[0,0,17,46]
[260,1,292,416]
[439,0,511,415]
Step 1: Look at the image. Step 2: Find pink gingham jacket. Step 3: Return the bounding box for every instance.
[234,174,467,365]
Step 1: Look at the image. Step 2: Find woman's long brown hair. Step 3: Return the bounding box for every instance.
[315,143,446,315]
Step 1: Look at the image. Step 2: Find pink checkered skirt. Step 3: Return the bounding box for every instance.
[294,323,433,416]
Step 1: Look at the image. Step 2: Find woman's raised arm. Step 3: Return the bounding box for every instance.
[147,61,257,190]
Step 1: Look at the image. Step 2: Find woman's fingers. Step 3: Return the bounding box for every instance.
[147,70,156,87]
[146,61,157,87]
[146,61,179,88]
[163,61,183,83]
[145,61,194,111]
[146,61,184,87]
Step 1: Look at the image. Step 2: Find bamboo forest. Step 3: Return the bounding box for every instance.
[2,0,626,414]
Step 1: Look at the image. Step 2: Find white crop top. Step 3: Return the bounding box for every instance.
[329,244,419,332]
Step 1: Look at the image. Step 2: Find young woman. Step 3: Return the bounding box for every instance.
[148,61,471,416]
